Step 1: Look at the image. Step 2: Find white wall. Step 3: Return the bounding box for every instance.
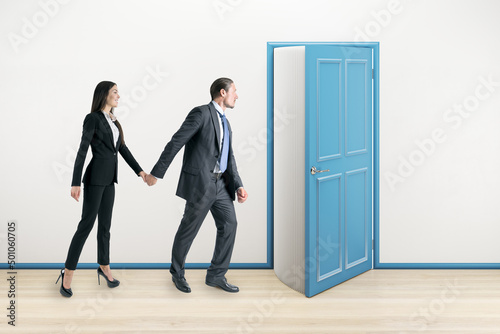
[1,0,499,266]
[378,0,500,263]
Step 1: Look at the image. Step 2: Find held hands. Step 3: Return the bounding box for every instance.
[71,186,81,202]
[140,171,157,186]
[237,187,248,203]
[145,174,157,186]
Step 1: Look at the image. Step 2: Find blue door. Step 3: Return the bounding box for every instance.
[305,45,373,297]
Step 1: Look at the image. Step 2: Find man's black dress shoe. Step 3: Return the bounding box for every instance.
[172,276,191,293]
[205,276,239,293]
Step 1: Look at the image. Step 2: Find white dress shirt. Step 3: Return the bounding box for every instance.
[211,101,225,174]
[102,111,120,148]
[210,102,242,191]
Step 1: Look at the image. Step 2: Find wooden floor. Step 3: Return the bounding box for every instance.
[3,269,500,333]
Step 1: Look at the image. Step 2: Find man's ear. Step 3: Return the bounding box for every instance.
[219,89,226,98]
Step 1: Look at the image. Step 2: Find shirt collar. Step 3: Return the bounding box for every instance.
[101,110,117,122]
[211,101,224,116]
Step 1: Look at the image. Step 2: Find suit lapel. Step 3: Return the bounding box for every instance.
[115,132,121,151]
[208,102,221,153]
[97,111,117,152]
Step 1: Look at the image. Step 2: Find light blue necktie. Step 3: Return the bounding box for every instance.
[219,112,229,173]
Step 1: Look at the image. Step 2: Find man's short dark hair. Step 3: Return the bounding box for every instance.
[210,78,233,100]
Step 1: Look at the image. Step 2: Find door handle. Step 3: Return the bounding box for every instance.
[310,166,330,175]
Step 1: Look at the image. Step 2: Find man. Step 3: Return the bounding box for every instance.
[146,78,248,293]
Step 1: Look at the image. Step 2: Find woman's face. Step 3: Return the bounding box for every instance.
[106,85,120,109]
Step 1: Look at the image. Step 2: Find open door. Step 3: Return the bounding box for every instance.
[305,45,373,297]
[272,43,376,297]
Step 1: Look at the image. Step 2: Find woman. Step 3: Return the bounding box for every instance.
[56,81,146,297]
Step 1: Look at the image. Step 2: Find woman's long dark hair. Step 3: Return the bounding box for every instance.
[90,81,125,145]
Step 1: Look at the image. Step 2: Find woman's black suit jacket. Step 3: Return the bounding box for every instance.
[71,111,142,187]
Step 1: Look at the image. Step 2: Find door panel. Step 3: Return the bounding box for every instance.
[346,60,369,155]
[345,168,369,269]
[317,60,341,161]
[306,45,373,297]
[317,173,342,280]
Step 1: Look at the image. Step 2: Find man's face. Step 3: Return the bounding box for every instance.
[222,83,238,109]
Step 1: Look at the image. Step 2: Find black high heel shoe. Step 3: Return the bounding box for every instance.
[55,269,73,298]
[97,266,120,288]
